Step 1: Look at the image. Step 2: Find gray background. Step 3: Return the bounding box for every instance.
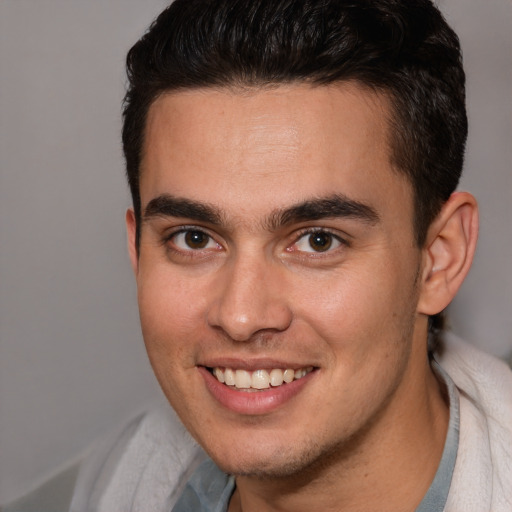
[0,0,510,504]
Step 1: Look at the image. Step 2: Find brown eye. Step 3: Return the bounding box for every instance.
[170,230,219,251]
[308,232,332,252]
[292,230,343,254]
[184,230,209,249]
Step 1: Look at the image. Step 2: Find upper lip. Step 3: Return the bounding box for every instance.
[199,357,317,371]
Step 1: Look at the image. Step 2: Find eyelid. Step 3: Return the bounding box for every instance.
[162,225,223,252]
[288,227,350,253]
[160,224,349,256]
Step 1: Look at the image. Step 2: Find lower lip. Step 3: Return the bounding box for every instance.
[199,367,315,415]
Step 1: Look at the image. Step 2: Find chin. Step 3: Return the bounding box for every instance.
[206,435,337,480]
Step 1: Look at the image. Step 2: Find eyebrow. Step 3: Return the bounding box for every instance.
[268,194,380,230]
[143,193,379,229]
[144,195,223,225]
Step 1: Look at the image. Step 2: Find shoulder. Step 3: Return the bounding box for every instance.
[70,402,206,512]
[438,332,512,422]
[438,332,512,512]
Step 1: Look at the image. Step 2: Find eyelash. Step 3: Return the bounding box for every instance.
[290,227,349,254]
[161,226,349,260]
[161,226,221,256]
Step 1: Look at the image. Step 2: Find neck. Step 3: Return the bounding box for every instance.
[229,353,449,512]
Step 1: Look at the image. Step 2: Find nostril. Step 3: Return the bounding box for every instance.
[206,265,293,340]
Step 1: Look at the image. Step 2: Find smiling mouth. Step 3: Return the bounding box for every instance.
[208,366,314,391]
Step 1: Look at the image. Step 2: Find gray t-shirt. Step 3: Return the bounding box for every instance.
[172,363,460,512]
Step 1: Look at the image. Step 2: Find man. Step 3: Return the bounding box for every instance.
[8,1,510,511]
[77,0,512,511]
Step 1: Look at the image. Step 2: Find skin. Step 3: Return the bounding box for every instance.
[126,83,478,511]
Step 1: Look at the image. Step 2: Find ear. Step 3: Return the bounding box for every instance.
[125,208,139,275]
[417,192,479,315]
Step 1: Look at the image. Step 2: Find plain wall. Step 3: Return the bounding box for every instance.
[0,0,510,504]
[440,0,512,357]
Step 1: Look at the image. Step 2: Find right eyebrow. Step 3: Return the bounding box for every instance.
[267,194,380,230]
[143,195,223,225]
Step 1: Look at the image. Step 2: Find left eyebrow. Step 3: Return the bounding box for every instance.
[143,195,223,225]
[267,194,380,230]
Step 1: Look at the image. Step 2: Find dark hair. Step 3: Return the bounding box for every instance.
[123,0,467,348]
[123,0,466,247]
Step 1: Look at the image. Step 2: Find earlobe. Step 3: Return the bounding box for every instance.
[417,192,479,315]
[125,208,139,275]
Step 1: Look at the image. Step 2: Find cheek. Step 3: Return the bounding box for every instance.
[136,270,212,418]
[136,268,207,365]
[138,260,205,322]
[296,258,419,355]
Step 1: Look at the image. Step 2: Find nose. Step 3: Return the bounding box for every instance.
[207,255,293,342]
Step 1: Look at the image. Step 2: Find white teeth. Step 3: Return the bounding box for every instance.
[283,369,295,383]
[235,369,251,389]
[269,369,284,387]
[211,366,313,390]
[224,368,236,386]
[213,368,225,383]
[294,368,310,379]
[251,370,270,389]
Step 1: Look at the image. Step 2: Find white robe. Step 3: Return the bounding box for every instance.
[442,335,512,511]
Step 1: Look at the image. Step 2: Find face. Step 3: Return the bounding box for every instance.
[129,83,429,478]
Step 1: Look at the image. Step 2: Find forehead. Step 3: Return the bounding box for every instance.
[141,83,413,227]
